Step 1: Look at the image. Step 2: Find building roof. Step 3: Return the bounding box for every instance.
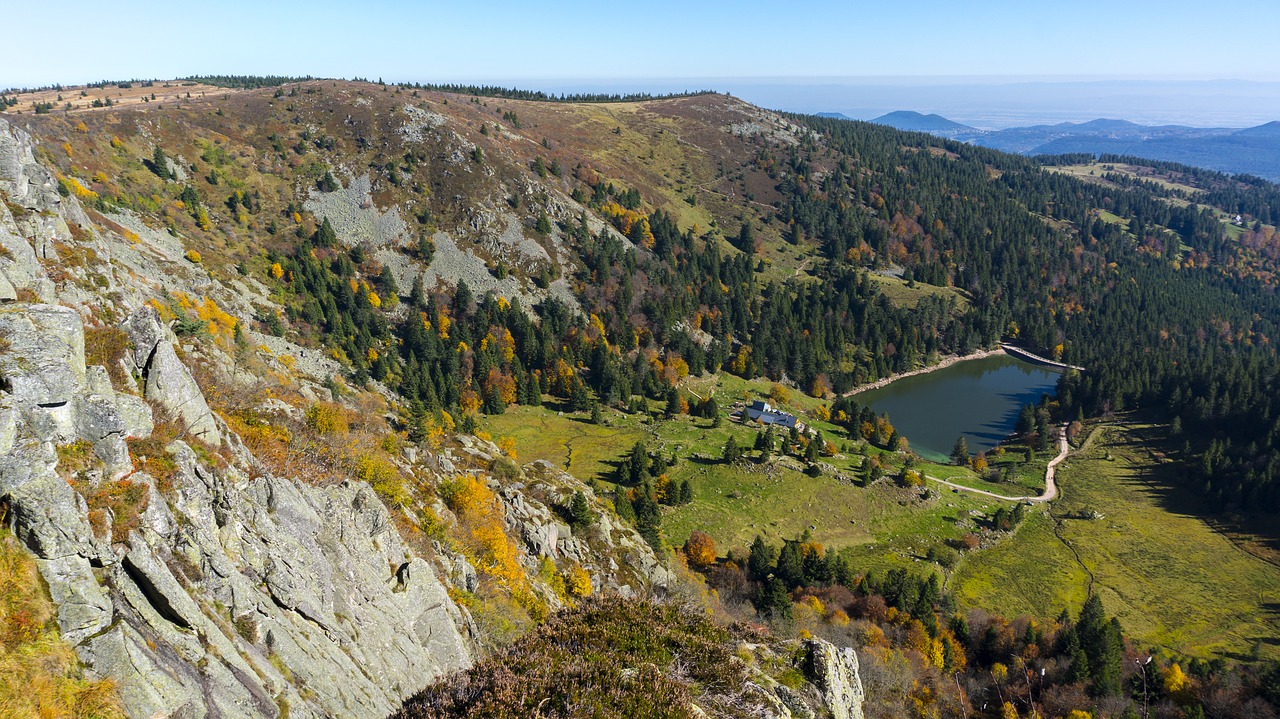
[745,401,799,428]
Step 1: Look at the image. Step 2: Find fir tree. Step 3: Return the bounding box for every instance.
[678,479,692,505]
[951,436,970,466]
[318,170,340,192]
[633,484,662,551]
[747,535,776,582]
[754,577,793,624]
[568,490,593,530]
[151,146,171,180]
[722,436,741,463]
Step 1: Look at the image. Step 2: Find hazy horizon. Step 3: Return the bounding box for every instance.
[517,77,1280,129]
[8,74,1276,131]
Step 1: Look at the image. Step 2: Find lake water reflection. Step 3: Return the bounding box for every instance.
[852,353,1062,462]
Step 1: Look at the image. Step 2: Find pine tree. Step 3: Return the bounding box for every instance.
[1016,405,1036,436]
[318,170,340,192]
[664,386,682,418]
[1092,619,1125,696]
[1070,629,1090,680]
[678,479,692,505]
[408,275,425,309]
[418,234,435,264]
[633,485,662,551]
[613,490,635,522]
[722,436,741,463]
[754,577,793,624]
[620,441,649,485]
[151,146,171,180]
[1076,594,1124,696]
[454,279,473,314]
[951,436,970,466]
[747,535,775,582]
[378,265,399,297]
[736,221,754,253]
[775,540,805,588]
[570,380,592,412]
[568,490,593,530]
[407,401,429,444]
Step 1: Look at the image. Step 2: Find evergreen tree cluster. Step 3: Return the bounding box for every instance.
[784,114,1280,514]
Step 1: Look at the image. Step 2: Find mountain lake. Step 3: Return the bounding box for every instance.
[852,353,1063,462]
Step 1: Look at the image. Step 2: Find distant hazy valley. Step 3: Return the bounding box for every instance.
[833,109,1280,180]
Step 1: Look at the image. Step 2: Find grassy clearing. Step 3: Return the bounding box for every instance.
[866,273,970,310]
[658,428,1008,575]
[952,421,1280,661]
[481,372,1021,580]
[477,403,648,482]
[1048,163,1204,197]
[489,393,1280,662]
[1095,209,1130,228]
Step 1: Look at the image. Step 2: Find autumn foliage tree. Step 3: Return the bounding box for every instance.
[683,530,717,568]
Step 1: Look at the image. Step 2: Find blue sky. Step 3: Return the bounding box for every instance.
[5,0,1279,88]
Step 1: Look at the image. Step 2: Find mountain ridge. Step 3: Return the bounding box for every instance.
[861,108,1280,179]
[870,109,976,133]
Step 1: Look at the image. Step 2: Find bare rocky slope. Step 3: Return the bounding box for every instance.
[0,84,865,719]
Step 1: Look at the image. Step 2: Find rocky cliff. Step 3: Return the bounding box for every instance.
[0,114,679,718]
[0,302,474,717]
[0,91,863,719]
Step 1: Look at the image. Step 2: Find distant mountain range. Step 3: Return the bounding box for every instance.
[861,110,1280,181]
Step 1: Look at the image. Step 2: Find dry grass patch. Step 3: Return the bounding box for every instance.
[0,522,125,718]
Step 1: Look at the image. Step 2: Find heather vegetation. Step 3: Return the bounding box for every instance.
[394,597,755,719]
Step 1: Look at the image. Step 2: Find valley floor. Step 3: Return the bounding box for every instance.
[952,421,1280,661]
[484,391,1280,662]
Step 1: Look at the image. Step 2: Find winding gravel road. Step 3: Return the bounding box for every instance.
[925,424,1070,503]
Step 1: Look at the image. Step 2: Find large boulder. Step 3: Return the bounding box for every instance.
[123,305,220,446]
[0,303,150,476]
[0,303,86,410]
[0,201,40,302]
[0,117,89,227]
[804,639,865,719]
[1,440,114,645]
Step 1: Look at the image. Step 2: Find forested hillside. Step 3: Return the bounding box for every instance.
[4,79,1280,718]
[13,76,1277,529]
[779,117,1280,513]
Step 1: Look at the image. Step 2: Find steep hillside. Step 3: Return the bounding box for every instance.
[2,79,1280,718]
[0,83,881,719]
[0,106,679,717]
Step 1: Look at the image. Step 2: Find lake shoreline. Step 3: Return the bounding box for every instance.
[843,346,1008,397]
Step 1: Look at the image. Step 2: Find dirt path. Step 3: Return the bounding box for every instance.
[925,424,1070,503]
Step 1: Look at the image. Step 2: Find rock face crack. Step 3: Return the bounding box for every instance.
[122,554,192,630]
[137,337,161,382]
